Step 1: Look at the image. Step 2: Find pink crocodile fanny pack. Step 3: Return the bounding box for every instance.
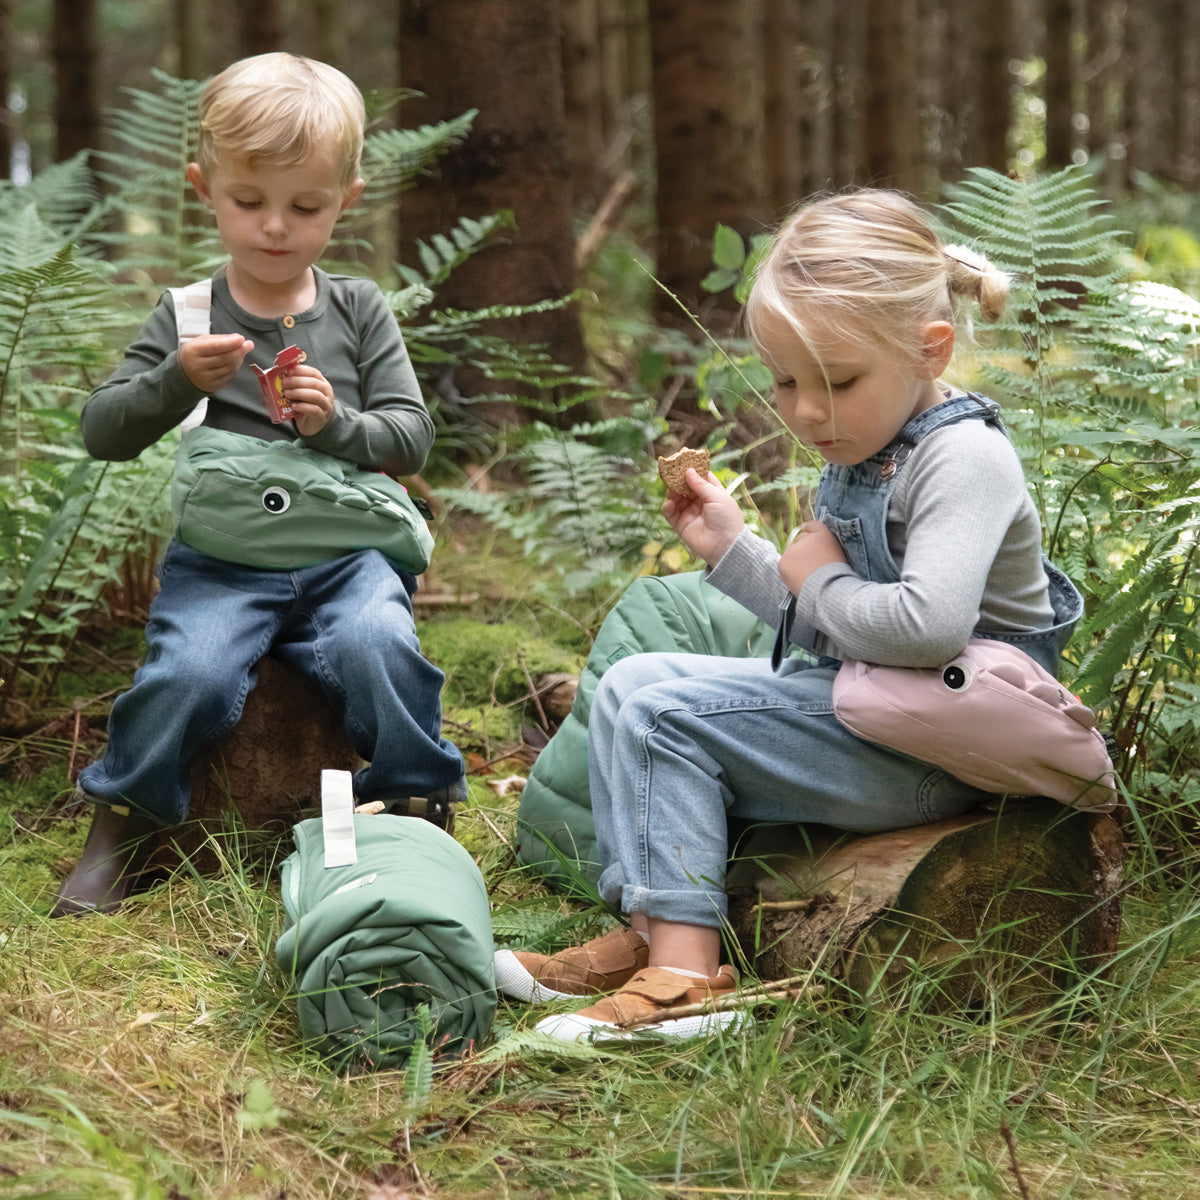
[832,638,1118,813]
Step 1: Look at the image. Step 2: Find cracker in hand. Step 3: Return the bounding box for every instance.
[657,447,711,496]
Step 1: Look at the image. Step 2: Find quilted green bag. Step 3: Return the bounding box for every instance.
[171,426,434,572]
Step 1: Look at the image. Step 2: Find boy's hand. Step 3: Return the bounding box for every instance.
[283,369,336,441]
[778,521,847,594]
[283,364,335,437]
[179,334,253,395]
[662,468,745,566]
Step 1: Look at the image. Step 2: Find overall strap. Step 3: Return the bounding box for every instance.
[884,393,1004,472]
[169,278,213,433]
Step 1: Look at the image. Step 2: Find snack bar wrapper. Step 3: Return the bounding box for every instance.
[252,345,304,423]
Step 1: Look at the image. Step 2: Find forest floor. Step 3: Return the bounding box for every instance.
[4,524,1200,1199]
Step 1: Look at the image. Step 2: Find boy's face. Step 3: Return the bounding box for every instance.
[187,152,363,303]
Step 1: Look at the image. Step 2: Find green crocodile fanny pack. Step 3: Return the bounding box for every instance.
[171,427,434,573]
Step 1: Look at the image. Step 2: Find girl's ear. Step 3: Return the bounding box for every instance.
[919,320,955,378]
[186,163,213,208]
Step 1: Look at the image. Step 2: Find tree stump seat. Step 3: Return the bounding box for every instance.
[726,797,1126,1008]
[146,655,359,875]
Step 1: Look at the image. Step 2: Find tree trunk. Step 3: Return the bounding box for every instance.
[977,0,1014,171]
[239,0,283,58]
[1166,0,1200,185]
[830,0,866,188]
[1082,0,1123,191]
[146,656,360,875]
[1123,0,1163,182]
[797,0,835,195]
[173,0,203,82]
[397,0,586,411]
[1043,0,1076,169]
[311,0,349,74]
[647,0,767,329]
[562,0,609,212]
[727,798,1125,1008]
[863,0,925,194]
[762,0,802,217]
[52,0,98,165]
[0,0,11,180]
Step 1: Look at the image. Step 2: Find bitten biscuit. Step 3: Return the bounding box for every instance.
[657,447,711,496]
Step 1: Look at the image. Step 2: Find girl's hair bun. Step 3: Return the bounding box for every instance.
[942,243,1010,323]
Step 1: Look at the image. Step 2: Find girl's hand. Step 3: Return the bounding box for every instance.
[283,364,336,436]
[778,520,847,594]
[663,468,745,565]
[179,333,253,395]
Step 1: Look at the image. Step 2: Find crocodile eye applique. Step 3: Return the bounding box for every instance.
[261,486,291,514]
[941,659,974,691]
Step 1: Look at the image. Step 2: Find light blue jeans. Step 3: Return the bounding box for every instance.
[589,650,989,929]
[78,540,463,824]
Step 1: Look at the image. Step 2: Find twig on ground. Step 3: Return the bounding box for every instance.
[518,655,551,732]
[616,975,821,1029]
[999,1117,1032,1200]
[575,172,638,272]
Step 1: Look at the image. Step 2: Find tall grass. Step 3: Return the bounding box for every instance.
[4,710,1200,1198]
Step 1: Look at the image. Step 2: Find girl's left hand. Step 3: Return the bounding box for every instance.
[778,520,848,594]
[283,364,335,436]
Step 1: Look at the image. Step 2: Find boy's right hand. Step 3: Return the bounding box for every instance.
[662,468,745,566]
[179,333,254,395]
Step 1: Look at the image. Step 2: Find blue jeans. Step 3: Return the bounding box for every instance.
[78,541,463,824]
[589,651,988,929]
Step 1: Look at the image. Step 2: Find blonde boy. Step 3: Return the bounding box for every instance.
[55,54,464,916]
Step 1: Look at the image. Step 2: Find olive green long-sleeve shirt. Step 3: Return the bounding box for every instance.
[82,267,434,476]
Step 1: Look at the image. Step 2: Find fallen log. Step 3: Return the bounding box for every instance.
[726,797,1126,1009]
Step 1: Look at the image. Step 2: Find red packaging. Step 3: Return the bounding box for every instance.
[252,345,304,423]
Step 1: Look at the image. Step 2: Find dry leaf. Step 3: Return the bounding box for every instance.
[486,775,527,796]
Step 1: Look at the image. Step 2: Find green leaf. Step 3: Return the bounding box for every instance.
[711,223,746,270]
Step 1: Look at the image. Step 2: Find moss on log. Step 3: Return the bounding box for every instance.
[726,798,1126,1007]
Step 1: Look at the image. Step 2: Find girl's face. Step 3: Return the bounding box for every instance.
[756,310,953,467]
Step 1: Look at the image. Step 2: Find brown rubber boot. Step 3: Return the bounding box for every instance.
[50,804,158,917]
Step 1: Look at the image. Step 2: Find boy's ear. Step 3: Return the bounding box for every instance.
[186,163,213,208]
[918,320,955,378]
[340,177,365,213]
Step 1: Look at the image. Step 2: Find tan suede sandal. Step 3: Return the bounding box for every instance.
[493,926,650,1003]
[534,965,750,1043]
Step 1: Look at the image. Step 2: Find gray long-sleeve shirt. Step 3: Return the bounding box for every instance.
[707,415,1055,668]
[81,267,434,476]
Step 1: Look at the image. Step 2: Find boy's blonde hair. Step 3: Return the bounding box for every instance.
[196,53,365,188]
[745,189,1009,367]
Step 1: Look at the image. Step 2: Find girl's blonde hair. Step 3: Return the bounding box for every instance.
[196,53,365,189]
[745,189,1009,366]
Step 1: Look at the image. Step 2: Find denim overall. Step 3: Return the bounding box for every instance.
[588,393,1083,930]
[775,392,1082,676]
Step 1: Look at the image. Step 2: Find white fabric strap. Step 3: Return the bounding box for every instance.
[169,279,213,433]
[320,769,358,869]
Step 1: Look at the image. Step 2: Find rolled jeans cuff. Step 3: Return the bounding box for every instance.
[600,865,729,928]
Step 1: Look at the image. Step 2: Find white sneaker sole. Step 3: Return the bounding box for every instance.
[494,948,589,1003]
[534,1006,753,1043]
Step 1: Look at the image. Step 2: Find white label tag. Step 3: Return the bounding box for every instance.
[321,769,358,869]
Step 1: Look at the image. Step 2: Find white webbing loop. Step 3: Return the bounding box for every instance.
[320,769,358,868]
[169,278,213,433]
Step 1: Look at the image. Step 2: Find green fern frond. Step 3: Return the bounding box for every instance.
[359,109,477,200]
[471,1029,604,1063]
[394,212,514,290]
